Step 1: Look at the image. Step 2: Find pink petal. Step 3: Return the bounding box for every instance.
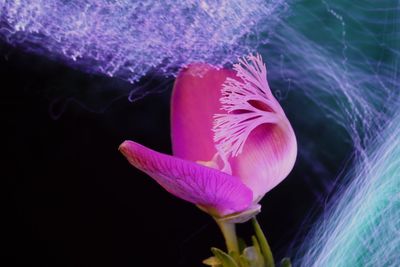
[230,120,297,201]
[171,63,235,162]
[213,54,297,201]
[119,140,253,217]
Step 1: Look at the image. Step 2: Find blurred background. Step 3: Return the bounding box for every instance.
[2,0,398,266]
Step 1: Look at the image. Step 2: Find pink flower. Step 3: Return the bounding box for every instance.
[119,54,297,219]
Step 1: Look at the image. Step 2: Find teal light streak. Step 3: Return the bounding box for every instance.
[299,110,400,267]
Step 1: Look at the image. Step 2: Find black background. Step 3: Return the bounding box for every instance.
[3,43,350,266]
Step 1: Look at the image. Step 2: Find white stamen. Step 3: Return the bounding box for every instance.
[213,53,280,158]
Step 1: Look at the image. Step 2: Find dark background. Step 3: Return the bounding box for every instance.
[3,43,350,266]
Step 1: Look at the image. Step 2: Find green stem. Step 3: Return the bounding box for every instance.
[215,219,239,253]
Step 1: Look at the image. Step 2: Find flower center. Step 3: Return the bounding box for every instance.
[197,153,232,174]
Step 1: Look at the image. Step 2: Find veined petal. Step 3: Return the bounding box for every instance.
[171,63,236,162]
[230,121,297,201]
[119,140,253,217]
[213,54,297,201]
[213,54,283,158]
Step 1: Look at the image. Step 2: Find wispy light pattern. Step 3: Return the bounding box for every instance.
[297,109,400,267]
[262,0,400,156]
[262,1,400,266]
[0,0,286,83]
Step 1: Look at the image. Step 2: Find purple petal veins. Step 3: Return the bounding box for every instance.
[119,140,253,216]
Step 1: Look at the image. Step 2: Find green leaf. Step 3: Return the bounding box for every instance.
[280,258,291,267]
[252,218,275,267]
[211,247,239,267]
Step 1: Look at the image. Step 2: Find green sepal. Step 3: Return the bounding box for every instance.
[252,218,275,267]
[203,256,222,267]
[229,250,241,263]
[280,257,291,267]
[251,236,262,256]
[211,247,239,267]
[247,236,265,267]
[217,204,261,223]
[239,255,251,267]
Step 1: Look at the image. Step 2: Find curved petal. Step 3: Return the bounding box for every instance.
[119,140,253,217]
[213,54,297,201]
[230,120,297,202]
[171,63,235,162]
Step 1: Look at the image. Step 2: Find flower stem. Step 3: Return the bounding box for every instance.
[215,219,239,253]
